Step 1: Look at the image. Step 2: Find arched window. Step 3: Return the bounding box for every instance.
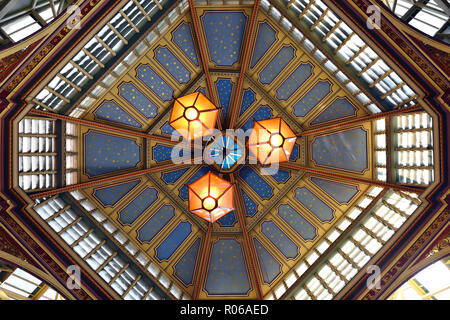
[0,265,65,300]
[389,257,450,300]
[382,0,449,38]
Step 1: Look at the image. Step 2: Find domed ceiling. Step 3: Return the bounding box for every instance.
[6,0,445,300]
[70,6,373,299]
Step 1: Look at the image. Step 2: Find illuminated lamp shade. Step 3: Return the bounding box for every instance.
[169,92,219,140]
[248,117,297,165]
[187,172,234,223]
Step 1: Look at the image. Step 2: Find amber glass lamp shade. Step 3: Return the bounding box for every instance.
[248,117,297,165]
[169,92,219,140]
[187,172,234,223]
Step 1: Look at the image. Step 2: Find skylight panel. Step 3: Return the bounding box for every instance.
[2,15,41,42]
[410,14,443,36]
[170,286,182,299]
[102,74,117,87]
[291,27,304,41]
[281,17,293,31]
[323,60,338,73]
[313,49,327,62]
[80,96,96,108]
[351,57,367,72]
[124,51,138,65]
[345,82,359,94]
[91,85,107,98]
[168,8,179,23]
[157,19,169,33]
[112,62,128,77]
[38,7,55,23]
[337,218,351,231]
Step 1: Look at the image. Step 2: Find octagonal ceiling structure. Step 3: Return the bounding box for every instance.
[0,0,448,301]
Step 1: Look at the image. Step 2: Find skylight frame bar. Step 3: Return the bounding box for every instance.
[107,22,129,45]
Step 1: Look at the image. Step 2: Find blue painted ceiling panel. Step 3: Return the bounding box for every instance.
[276,63,313,101]
[310,97,357,125]
[278,203,317,241]
[259,46,295,85]
[294,187,335,222]
[172,22,199,66]
[312,127,368,173]
[239,89,256,116]
[204,239,251,295]
[155,46,191,84]
[242,190,258,217]
[217,210,237,227]
[310,177,359,204]
[250,21,277,69]
[119,187,159,225]
[94,101,142,128]
[162,168,190,184]
[84,131,140,177]
[119,83,159,118]
[202,11,247,67]
[253,237,281,285]
[138,205,175,243]
[216,78,233,120]
[174,237,201,287]
[238,166,273,200]
[293,81,331,117]
[261,220,298,260]
[93,180,140,207]
[156,221,192,261]
[137,65,174,101]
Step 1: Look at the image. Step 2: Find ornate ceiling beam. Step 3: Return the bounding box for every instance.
[187,0,223,130]
[229,0,261,128]
[193,223,212,299]
[27,108,188,146]
[230,173,263,299]
[28,162,192,200]
[279,162,424,194]
[385,116,393,183]
[296,104,422,137]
